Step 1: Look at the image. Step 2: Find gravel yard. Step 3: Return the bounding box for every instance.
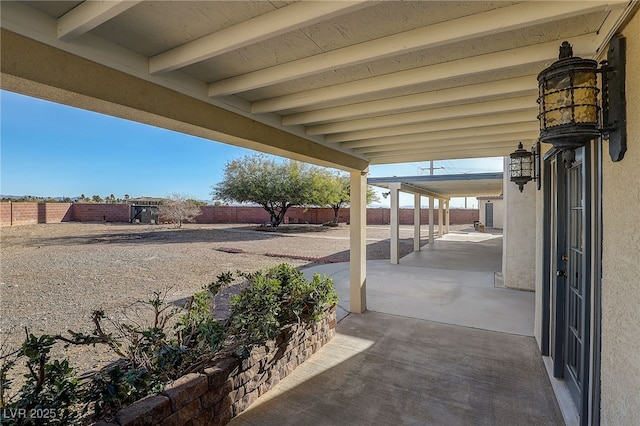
[0,222,441,378]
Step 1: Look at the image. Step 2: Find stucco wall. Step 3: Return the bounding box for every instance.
[502,157,536,291]
[534,144,551,347]
[600,12,640,425]
[478,198,504,229]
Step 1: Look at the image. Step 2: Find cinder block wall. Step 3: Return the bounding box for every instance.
[1,203,478,227]
[71,204,130,222]
[0,202,73,226]
[196,206,477,225]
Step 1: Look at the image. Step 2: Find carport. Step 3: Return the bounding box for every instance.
[368,173,503,264]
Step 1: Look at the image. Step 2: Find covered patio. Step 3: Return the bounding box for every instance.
[3,2,638,423]
[368,172,503,264]
[230,230,558,425]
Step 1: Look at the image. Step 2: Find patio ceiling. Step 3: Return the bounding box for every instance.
[1,1,636,168]
[369,172,503,199]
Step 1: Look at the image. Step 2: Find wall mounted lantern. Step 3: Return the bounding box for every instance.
[537,35,626,164]
[382,191,391,199]
[509,141,540,192]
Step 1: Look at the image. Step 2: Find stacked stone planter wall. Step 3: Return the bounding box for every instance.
[102,307,337,426]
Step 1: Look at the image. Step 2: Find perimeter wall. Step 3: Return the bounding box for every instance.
[0,203,478,227]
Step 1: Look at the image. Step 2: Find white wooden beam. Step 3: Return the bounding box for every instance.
[439,200,444,237]
[307,96,535,136]
[445,200,450,234]
[326,110,537,143]
[368,146,522,164]
[389,183,400,265]
[340,122,538,149]
[251,34,598,113]
[353,132,538,154]
[429,197,435,246]
[414,193,421,252]
[399,183,446,200]
[364,141,520,159]
[350,170,368,313]
[150,1,369,74]
[282,76,537,125]
[57,1,141,42]
[209,1,619,97]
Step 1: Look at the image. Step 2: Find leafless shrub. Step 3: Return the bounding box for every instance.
[159,193,202,228]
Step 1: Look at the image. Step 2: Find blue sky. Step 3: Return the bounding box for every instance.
[1,90,502,208]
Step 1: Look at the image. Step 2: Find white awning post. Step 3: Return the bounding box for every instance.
[414,193,421,251]
[438,199,444,237]
[445,199,450,234]
[389,182,401,264]
[429,196,435,245]
[349,170,367,313]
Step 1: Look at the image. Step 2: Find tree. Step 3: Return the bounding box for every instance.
[312,171,379,223]
[212,154,315,227]
[187,199,208,207]
[92,195,103,203]
[159,193,202,228]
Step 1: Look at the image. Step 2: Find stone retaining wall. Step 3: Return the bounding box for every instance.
[101,307,337,426]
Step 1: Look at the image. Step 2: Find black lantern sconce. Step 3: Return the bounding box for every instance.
[509,141,540,192]
[537,35,626,165]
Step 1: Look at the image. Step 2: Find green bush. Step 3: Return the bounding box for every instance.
[0,264,337,424]
[1,333,81,425]
[229,264,337,352]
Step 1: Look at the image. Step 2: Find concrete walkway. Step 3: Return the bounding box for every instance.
[230,231,562,425]
[303,232,533,336]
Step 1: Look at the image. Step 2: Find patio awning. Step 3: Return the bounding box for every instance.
[368,172,504,199]
[1,1,635,167]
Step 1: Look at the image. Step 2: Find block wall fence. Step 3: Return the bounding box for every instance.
[0,202,478,227]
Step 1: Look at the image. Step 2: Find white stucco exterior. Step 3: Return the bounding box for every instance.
[478,196,504,229]
[502,157,536,291]
[599,12,640,425]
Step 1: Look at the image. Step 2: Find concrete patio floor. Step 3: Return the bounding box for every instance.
[230,230,563,425]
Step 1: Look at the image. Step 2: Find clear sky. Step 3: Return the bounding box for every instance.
[1,90,503,208]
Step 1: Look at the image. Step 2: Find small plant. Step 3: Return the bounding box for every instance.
[229,264,338,355]
[0,332,81,425]
[0,264,337,423]
[175,284,225,353]
[84,363,163,417]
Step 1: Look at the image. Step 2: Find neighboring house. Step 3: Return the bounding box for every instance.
[2,2,638,424]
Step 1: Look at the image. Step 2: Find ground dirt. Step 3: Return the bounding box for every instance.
[0,222,454,380]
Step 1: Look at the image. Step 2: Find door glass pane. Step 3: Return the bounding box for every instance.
[550,159,557,358]
[565,148,585,407]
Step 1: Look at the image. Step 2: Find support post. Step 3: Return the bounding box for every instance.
[414,193,421,251]
[445,199,450,234]
[389,183,400,264]
[349,170,367,313]
[438,199,444,237]
[429,196,435,245]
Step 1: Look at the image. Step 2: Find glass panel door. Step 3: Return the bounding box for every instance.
[549,157,557,360]
[565,147,586,408]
